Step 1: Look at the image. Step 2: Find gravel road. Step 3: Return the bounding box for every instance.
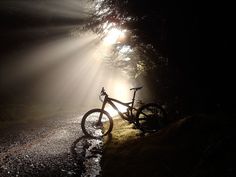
[0,113,103,177]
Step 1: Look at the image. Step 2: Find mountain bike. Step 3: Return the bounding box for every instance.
[81,87,167,138]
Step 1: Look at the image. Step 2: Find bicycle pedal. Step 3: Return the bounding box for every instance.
[127,120,133,124]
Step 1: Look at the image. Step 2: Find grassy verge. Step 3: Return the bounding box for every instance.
[101,114,235,177]
[101,117,173,177]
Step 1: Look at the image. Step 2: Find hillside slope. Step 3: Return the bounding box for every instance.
[101,114,235,177]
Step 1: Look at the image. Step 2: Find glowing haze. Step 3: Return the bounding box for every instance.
[0,0,135,115]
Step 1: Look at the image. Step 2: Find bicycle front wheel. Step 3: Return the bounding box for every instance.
[136,103,167,132]
[81,109,113,138]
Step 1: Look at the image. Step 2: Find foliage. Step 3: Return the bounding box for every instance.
[82,0,168,77]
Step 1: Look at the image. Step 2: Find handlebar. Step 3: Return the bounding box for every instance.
[99,87,107,102]
[100,87,106,96]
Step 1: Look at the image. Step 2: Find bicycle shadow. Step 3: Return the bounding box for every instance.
[70,134,114,158]
[70,136,88,176]
[70,133,113,176]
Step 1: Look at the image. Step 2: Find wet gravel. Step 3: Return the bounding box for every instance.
[0,113,103,177]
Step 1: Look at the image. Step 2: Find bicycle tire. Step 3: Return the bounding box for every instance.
[81,109,113,138]
[136,103,167,132]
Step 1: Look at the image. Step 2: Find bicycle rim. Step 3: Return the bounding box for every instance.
[137,103,166,132]
[81,109,113,138]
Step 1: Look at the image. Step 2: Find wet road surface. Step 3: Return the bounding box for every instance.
[0,113,103,177]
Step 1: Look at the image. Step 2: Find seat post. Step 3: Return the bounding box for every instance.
[130,86,142,108]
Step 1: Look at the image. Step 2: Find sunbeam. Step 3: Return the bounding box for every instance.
[0,31,134,114]
[0,0,139,117]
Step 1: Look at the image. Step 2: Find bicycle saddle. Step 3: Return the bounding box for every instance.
[130,86,143,91]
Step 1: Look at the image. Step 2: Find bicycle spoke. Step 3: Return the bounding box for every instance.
[136,103,167,132]
[81,109,113,138]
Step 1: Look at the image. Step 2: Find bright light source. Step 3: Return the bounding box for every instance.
[119,45,133,54]
[122,57,131,61]
[103,27,126,45]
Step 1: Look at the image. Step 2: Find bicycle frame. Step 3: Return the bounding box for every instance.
[99,93,138,122]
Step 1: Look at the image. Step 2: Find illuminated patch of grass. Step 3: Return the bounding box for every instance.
[104,117,142,144]
[101,117,159,177]
[101,117,168,177]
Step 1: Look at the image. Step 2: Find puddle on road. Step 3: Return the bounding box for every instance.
[81,138,103,177]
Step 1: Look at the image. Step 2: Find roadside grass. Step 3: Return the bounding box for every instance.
[101,117,172,177]
[101,114,235,177]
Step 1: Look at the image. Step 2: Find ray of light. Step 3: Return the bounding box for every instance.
[0,0,138,117]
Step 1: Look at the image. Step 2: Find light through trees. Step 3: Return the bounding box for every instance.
[101,21,126,45]
[103,27,126,45]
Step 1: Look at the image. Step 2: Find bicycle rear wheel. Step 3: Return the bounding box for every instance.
[136,103,167,132]
[81,109,113,138]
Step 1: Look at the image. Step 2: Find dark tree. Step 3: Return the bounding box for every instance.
[85,0,234,117]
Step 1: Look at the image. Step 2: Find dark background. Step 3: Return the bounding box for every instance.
[167,1,234,115]
[132,0,234,115]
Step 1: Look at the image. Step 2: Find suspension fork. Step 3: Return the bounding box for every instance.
[131,90,137,108]
[98,95,107,123]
